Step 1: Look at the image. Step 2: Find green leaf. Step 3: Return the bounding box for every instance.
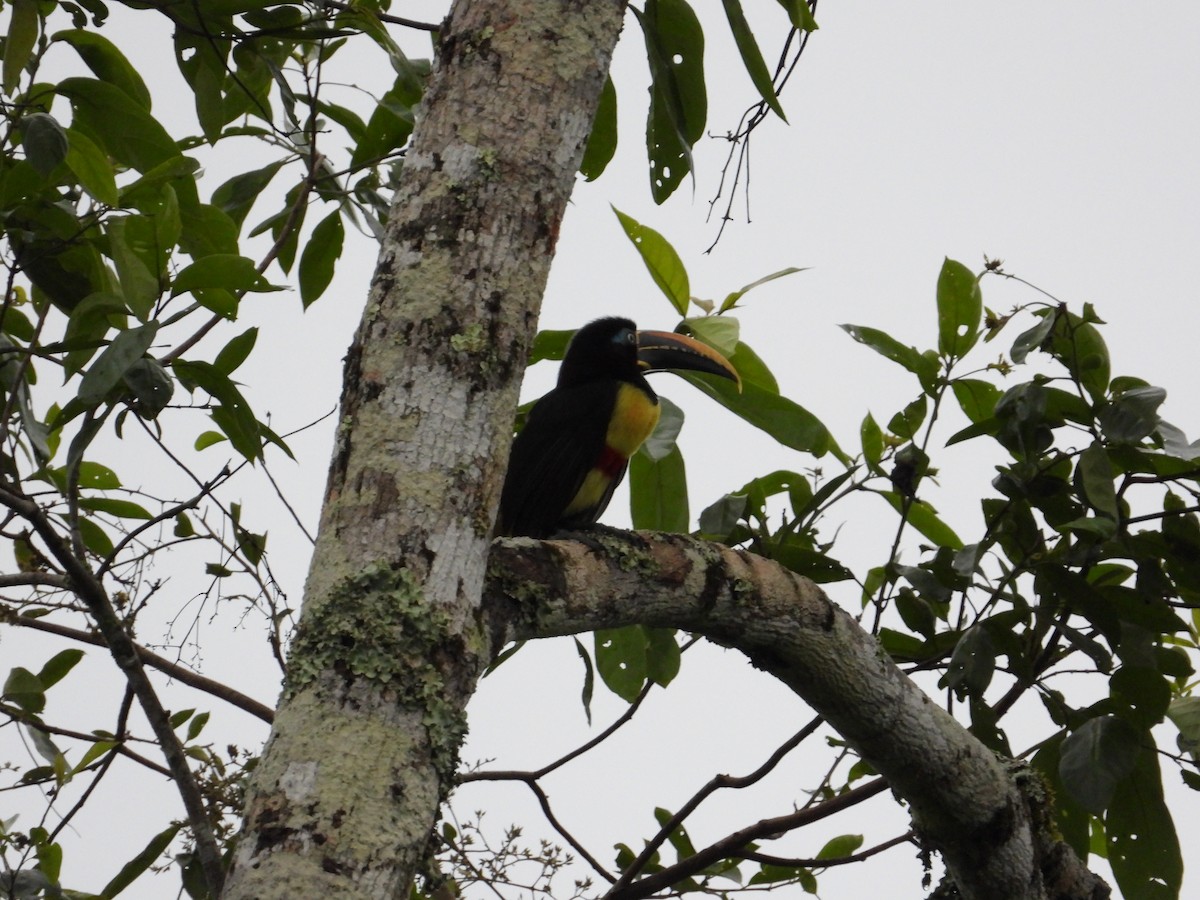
[58,77,180,174]
[613,207,689,315]
[107,216,161,320]
[349,74,420,169]
[1010,311,1055,364]
[101,823,181,898]
[774,0,818,31]
[655,805,699,860]
[941,626,995,698]
[816,833,863,860]
[936,258,982,358]
[951,378,1001,424]
[53,29,152,109]
[683,374,839,459]
[698,492,747,539]
[1110,666,1171,730]
[119,156,200,206]
[1106,744,1182,900]
[299,210,345,308]
[77,516,114,557]
[719,267,805,313]
[73,740,117,774]
[860,413,884,471]
[1077,442,1118,519]
[211,159,285,230]
[878,491,963,549]
[580,74,617,181]
[1099,385,1165,444]
[595,626,647,702]
[185,711,210,741]
[887,396,928,441]
[172,360,261,461]
[78,497,152,519]
[641,396,684,461]
[725,340,778,392]
[645,627,681,687]
[25,723,63,768]
[194,430,227,451]
[37,649,84,688]
[22,113,69,177]
[683,315,739,356]
[722,0,786,121]
[573,637,595,724]
[840,324,938,393]
[56,460,122,490]
[77,323,158,406]
[630,444,689,532]
[3,666,45,713]
[65,127,119,206]
[122,357,174,419]
[1049,310,1111,403]
[634,0,706,202]
[172,254,280,297]
[1167,696,1200,762]
[174,512,195,537]
[3,0,40,95]
[1059,715,1139,814]
[214,327,258,376]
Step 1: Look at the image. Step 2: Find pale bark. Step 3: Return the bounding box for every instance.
[222,1,627,896]
[483,533,1111,900]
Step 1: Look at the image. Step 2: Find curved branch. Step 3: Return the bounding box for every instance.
[484,532,1110,900]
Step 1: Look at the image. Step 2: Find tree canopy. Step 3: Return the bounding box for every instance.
[0,2,1197,899]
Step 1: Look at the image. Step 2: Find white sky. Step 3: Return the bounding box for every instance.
[4,3,1200,898]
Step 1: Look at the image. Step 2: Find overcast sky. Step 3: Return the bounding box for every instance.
[6,3,1200,897]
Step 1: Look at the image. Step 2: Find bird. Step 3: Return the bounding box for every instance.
[498,317,740,538]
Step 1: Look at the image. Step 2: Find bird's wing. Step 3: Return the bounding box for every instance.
[499,382,614,537]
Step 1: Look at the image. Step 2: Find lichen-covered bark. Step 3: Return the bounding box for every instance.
[222,2,627,896]
[484,533,1110,900]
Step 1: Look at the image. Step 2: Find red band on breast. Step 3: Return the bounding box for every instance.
[595,445,627,478]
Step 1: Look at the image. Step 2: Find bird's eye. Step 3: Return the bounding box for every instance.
[614,328,635,347]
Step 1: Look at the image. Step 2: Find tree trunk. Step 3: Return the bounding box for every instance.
[222,1,627,896]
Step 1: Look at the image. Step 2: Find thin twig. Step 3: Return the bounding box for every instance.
[5,613,275,723]
[611,715,823,892]
[604,778,889,900]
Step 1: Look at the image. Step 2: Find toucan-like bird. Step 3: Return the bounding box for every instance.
[498,317,740,538]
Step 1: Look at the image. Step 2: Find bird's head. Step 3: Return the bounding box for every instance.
[557,317,741,390]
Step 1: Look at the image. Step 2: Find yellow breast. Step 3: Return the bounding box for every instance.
[606,381,661,457]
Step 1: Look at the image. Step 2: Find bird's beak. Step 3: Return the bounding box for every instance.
[636,331,742,391]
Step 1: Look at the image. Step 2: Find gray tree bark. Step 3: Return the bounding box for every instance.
[222,1,627,896]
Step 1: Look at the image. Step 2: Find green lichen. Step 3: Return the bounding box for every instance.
[478,147,498,180]
[594,530,657,575]
[285,563,469,776]
[730,577,756,602]
[449,323,486,353]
